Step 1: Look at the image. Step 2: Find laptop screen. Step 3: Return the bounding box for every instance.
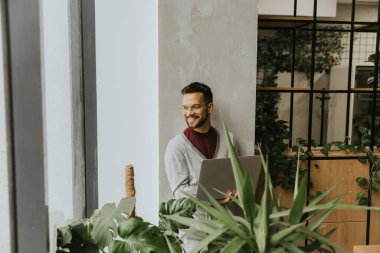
[196,155,262,201]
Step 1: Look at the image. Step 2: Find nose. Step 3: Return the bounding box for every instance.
[184,110,192,117]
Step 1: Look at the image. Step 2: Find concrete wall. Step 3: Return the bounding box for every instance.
[95,0,159,224]
[159,0,258,202]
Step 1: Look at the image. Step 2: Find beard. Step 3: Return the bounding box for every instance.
[185,111,209,129]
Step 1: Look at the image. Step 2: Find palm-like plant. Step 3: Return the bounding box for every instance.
[165,122,380,253]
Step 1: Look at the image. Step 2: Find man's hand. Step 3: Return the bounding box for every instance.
[218,189,238,204]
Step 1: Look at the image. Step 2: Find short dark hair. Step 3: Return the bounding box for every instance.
[181,82,213,105]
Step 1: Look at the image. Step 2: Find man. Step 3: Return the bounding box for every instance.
[165,82,237,199]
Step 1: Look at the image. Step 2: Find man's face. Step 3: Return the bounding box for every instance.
[182,92,212,130]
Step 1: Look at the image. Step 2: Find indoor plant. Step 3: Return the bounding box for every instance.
[164,122,380,253]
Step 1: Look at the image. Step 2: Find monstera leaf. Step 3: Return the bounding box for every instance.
[109,218,170,253]
[159,197,197,233]
[56,219,98,253]
[90,197,135,249]
[57,226,72,248]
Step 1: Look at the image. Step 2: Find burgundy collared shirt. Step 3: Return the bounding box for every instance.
[183,127,217,159]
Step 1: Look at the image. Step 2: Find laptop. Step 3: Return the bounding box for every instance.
[196,155,262,201]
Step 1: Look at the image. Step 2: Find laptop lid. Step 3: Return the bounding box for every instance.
[196,155,262,201]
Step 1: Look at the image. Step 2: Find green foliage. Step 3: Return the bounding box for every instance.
[320,137,360,156]
[56,197,196,253]
[258,28,344,79]
[159,198,197,252]
[109,218,169,253]
[352,49,380,199]
[256,28,344,190]
[366,52,380,86]
[56,197,169,253]
[159,198,197,233]
[165,123,380,253]
[91,197,135,249]
[319,134,380,205]
[356,115,380,147]
[57,219,98,253]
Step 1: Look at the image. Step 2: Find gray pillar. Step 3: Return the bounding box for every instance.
[5,0,48,252]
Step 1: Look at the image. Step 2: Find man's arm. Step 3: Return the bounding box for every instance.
[164,140,196,198]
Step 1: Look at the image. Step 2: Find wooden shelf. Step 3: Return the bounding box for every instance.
[284,147,380,158]
[256,87,380,93]
[351,88,380,92]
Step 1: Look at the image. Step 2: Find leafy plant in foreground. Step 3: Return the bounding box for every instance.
[56,196,196,253]
[165,122,380,253]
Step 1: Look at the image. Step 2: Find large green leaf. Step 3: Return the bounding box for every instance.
[59,220,98,253]
[109,218,170,253]
[288,206,336,246]
[91,197,135,249]
[299,227,350,253]
[223,120,256,230]
[269,223,303,245]
[188,227,228,253]
[220,236,246,253]
[281,242,305,253]
[182,191,249,240]
[300,229,336,253]
[288,172,308,224]
[254,153,269,253]
[308,182,339,206]
[272,202,380,219]
[293,148,302,200]
[57,226,72,247]
[165,214,224,234]
[258,147,279,211]
[164,234,182,253]
[159,197,197,233]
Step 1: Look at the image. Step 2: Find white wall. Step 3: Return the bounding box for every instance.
[95,0,159,224]
[40,0,74,251]
[0,3,11,250]
[41,0,73,220]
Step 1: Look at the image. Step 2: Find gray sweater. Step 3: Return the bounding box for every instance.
[164,128,236,198]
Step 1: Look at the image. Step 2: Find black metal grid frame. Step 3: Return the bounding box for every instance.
[257,0,380,245]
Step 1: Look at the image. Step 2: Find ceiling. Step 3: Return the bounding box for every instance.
[337,0,378,3]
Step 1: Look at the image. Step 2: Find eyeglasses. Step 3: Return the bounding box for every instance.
[181,104,203,112]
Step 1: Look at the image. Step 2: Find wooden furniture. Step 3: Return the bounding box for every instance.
[353,245,380,253]
[276,149,380,252]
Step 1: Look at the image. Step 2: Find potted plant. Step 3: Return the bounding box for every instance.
[56,123,380,253]
[163,123,380,253]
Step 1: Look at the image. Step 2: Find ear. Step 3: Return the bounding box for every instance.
[208,102,214,114]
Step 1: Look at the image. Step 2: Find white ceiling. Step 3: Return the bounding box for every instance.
[337,0,378,3]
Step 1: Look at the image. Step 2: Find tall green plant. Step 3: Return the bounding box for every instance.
[165,123,380,253]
